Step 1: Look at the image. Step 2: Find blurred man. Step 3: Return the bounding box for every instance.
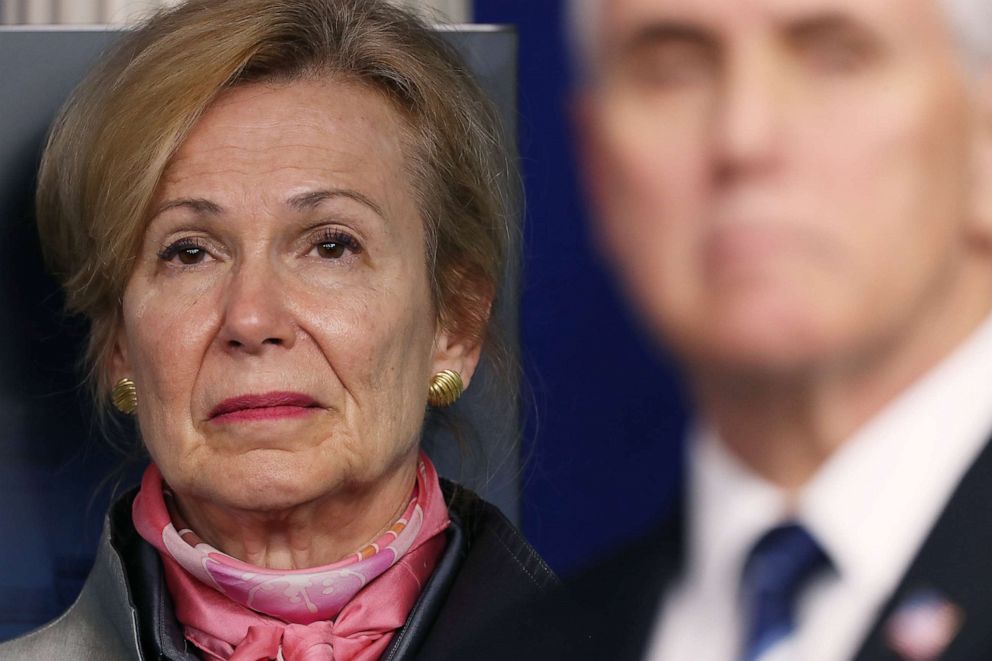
[464,1,992,660]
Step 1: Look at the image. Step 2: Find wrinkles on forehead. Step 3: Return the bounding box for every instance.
[577,0,963,82]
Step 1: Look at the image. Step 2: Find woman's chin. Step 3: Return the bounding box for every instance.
[176,453,352,514]
[227,480,324,512]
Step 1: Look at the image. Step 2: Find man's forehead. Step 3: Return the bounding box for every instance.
[596,0,947,40]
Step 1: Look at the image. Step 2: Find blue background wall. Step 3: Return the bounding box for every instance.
[474,0,688,575]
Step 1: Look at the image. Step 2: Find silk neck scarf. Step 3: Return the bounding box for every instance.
[132,453,450,661]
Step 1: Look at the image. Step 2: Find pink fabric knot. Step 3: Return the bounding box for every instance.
[231,622,337,661]
[283,623,338,661]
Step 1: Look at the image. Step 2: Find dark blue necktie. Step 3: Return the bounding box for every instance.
[739,523,831,661]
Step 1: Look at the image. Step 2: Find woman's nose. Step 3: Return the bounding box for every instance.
[217,259,296,354]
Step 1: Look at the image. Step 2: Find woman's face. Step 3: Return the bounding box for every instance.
[113,79,477,512]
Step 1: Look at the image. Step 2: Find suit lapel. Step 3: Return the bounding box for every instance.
[612,507,685,658]
[528,500,686,661]
[854,434,992,661]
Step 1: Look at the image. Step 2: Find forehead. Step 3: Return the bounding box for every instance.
[596,0,953,46]
[163,78,409,185]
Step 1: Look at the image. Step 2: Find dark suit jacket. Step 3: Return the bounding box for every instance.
[459,435,992,660]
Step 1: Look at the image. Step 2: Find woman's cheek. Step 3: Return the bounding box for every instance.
[124,275,219,396]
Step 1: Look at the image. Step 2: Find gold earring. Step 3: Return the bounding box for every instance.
[428,369,463,407]
[112,377,138,415]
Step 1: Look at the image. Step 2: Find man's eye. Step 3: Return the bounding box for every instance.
[796,31,877,74]
[157,239,212,266]
[626,43,717,89]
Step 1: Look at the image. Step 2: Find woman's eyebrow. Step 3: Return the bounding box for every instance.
[150,189,387,223]
[152,197,223,219]
[286,188,386,220]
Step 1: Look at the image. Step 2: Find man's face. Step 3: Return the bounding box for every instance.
[580,0,992,376]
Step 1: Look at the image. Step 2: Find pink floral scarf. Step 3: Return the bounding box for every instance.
[132,453,449,660]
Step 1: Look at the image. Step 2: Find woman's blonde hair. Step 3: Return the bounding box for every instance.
[36,0,514,413]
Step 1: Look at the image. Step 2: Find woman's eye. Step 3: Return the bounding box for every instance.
[316,242,346,259]
[310,231,362,260]
[176,247,206,265]
[157,239,212,266]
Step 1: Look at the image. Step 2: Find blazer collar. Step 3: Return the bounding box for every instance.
[853,434,992,661]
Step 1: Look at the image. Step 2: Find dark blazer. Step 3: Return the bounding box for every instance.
[0,480,556,661]
[459,435,992,660]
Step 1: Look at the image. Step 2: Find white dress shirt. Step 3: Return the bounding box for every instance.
[646,311,992,661]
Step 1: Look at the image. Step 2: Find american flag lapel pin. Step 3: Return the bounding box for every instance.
[884,589,963,661]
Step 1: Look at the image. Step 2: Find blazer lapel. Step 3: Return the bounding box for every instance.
[854,434,992,661]
[506,500,686,661]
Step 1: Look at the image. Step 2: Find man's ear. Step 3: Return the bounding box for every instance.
[571,89,604,217]
[571,88,622,265]
[968,71,992,248]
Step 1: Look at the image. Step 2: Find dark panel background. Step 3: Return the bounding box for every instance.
[472,0,689,575]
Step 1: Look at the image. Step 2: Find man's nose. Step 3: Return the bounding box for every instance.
[217,257,296,354]
[712,48,784,179]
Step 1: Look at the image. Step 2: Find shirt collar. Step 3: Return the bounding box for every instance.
[800,310,992,595]
[686,310,992,597]
[687,424,788,593]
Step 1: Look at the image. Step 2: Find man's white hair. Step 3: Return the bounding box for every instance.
[945,0,992,69]
[567,0,992,78]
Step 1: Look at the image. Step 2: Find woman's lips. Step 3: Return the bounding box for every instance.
[208,392,320,423]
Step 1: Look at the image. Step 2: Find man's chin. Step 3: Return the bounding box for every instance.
[672,320,843,381]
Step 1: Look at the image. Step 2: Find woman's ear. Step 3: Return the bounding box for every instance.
[430,289,494,392]
[109,323,133,385]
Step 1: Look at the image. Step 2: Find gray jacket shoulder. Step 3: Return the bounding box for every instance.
[0,525,141,661]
